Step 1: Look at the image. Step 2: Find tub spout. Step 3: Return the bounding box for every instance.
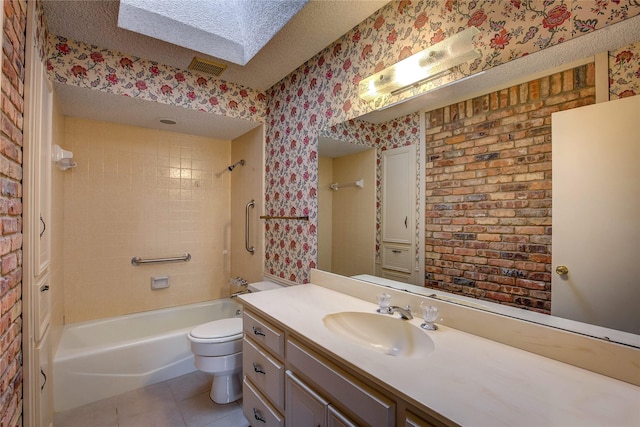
[230,289,252,298]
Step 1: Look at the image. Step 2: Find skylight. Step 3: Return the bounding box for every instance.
[118,0,308,66]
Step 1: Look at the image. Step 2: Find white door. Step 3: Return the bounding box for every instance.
[382,146,415,244]
[552,96,640,335]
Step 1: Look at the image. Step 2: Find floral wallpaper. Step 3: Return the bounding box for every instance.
[47,36,266,121]
[41,0,640,284]
[262,0,640,283]
[609,41,640,99]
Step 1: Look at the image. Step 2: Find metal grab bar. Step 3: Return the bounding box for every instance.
[246,200,255,254]
[131,253,191,266]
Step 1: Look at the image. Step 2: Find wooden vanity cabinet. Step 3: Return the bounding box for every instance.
[242,308,446,427]
[242,310,286,426]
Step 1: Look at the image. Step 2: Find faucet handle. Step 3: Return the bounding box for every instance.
[376,293,391,313]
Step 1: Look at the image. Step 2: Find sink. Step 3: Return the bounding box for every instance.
[322,312,435,357]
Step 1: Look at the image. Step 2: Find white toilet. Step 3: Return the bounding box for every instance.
[188,280,282,404]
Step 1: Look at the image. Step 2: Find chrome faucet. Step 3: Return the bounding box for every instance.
[386,305,413,320]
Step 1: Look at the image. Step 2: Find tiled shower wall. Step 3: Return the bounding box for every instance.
[62,118,232,323]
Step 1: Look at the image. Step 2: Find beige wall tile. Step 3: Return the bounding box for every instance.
[63,118,232,323]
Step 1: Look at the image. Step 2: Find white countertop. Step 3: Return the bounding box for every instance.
[240,284,640,427]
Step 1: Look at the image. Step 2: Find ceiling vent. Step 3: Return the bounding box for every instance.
[188,57,227,77]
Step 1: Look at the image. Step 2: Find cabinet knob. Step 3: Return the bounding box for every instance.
[555,265,569,276]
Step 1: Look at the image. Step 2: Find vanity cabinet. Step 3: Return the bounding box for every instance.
[242,307,445,427]
[242,310,286,424]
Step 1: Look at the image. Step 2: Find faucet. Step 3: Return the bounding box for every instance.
[386,305,413,320]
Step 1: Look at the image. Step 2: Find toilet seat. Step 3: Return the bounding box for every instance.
[189,318,243,343]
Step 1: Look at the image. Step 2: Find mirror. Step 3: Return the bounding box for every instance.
[318,20,640,348]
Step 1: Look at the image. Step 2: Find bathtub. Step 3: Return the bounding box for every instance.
[53,299,242,412]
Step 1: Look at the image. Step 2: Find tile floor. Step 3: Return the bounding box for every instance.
[53,371,250,427]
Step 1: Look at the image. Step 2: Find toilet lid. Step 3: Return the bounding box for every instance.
[190,318,243,340]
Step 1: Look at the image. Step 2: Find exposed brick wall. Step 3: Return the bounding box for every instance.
[1,1,26,426]
[424,64,595,313]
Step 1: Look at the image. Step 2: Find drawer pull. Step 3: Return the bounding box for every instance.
[253,363,266,375]
[253,408,266,423]
[392,249,402,254]
[40,368,47,391]
[252,326,266,337]
[40,285,50,292]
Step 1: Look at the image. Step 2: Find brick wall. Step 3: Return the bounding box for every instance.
[1,1,26,426]
[424,64,595,313]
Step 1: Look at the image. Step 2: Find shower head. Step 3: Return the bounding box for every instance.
[228,159,245,171]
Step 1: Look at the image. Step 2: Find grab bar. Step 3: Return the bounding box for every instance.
[131,253,191,266]
[246,199,255,255]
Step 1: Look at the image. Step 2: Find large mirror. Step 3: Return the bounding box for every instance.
[318,18,640,348]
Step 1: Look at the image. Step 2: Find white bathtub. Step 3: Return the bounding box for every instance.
[53,299,242,412]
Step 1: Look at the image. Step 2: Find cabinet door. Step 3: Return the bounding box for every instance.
[34,273,51,343]
[27,52,53,277]
[328,405,357,427]
[286,370,328,427]
[405,412,436,427]
[382,146,415,244]
[36,332,53,427]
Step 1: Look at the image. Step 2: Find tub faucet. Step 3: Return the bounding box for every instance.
[230,289,251,298]
[386,305,413,320]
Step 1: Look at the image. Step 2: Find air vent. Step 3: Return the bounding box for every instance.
[188,57,227,77]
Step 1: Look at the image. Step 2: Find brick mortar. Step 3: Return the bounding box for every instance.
[1,1,26,426]
[425,63,595,314]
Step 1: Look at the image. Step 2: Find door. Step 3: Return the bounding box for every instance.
[382,146,415,244]
[552,96,640,334]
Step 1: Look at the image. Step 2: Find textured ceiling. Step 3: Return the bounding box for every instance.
[42,0,390,91]
[117,0,308,66]
[42,0,390,140]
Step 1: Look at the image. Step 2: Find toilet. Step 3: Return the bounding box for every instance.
[188,280,282,404]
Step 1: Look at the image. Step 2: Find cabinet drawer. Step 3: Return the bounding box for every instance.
[287,339,394,427]
[243,378,284,427]
[243,337,285,410]
[381,268,412,283]
[382,244,412,273]
[34,274,51,343]
[243,311,284,358]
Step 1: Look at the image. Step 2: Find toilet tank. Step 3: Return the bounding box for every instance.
[248,281,283,293]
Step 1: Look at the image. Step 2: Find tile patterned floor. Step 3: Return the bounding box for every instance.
[53,371,250,427]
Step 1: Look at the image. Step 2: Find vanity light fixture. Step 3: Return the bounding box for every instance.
[359,26,481,101]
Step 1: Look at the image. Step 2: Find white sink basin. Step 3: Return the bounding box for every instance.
[322,312,435,357]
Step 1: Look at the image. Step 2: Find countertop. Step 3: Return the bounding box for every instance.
[239,283,640,427]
